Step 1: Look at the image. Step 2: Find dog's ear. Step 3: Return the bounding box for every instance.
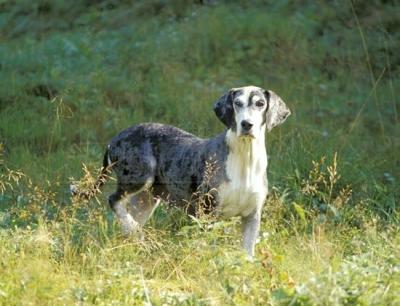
[213,89,235,128]
[264,90,291,132]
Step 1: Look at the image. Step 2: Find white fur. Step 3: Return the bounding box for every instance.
[217,86,271,257]
[114,179,154,235]
[218,129,268,218]
[107,144,112,165]
[114,201,140,235]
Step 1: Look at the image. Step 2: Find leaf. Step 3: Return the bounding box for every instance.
[292,202,307,224]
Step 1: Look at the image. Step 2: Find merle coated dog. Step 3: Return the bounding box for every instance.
[78,86,290,257]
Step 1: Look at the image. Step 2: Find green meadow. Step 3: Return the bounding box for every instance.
[0,1,399,304]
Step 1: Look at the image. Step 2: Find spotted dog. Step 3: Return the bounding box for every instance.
[80,86,290,257]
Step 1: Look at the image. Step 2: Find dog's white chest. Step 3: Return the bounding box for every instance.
[217,134,268,218]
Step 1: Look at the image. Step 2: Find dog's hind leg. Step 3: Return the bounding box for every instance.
[128,191,161,227]
[108,140,158,235]
[109,177,156,235]
[109,189,141,235]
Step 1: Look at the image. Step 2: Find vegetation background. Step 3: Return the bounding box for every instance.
[0,0,399,304]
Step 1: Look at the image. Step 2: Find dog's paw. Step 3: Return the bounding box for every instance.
[245,254,255,262]
[120,214,143,239]
[69,184,79,196]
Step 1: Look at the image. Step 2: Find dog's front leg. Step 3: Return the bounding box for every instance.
[241,209,261,258]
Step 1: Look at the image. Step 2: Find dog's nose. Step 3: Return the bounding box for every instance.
[241,120,253,131]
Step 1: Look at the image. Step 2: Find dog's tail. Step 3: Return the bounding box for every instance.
[70,146,113,200]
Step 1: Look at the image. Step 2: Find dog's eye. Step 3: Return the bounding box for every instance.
[234,101,243,107]
[255,100,265,107]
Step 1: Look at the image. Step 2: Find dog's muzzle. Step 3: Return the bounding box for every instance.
[240,120,254,137]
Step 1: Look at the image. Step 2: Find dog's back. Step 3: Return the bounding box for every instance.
[107,123,227,209]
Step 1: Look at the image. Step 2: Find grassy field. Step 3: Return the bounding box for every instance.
[0,0,399,304]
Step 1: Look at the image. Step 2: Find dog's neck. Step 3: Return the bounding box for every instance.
[225,128,268,182]
[225,128,267,160]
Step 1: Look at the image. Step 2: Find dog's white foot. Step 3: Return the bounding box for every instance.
[120,213,143,239]
[245,254,255,262]
[70,184,78,195]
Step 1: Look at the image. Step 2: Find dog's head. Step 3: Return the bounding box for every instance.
[214,86,290,139]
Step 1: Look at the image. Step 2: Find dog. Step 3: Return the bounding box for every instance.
[75,86,290,257]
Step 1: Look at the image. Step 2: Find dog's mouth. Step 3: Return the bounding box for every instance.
[239,131,255,139]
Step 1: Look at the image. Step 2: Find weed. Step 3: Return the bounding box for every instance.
[0,143,25,194]
[300,152,352,222]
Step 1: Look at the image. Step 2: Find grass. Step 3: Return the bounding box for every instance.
[0,0,399,304]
